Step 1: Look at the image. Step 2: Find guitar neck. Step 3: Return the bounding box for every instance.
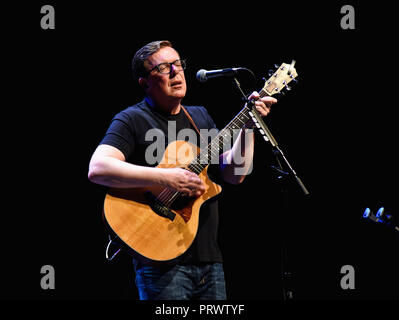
[187,98,262,174]
[186,61,297,174]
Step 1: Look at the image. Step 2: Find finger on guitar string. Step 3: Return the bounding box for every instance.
[160,167,205,198]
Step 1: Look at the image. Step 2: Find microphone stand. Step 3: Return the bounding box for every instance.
[232,77,309,300]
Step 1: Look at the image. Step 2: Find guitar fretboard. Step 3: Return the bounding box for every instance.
[187,88,270,174]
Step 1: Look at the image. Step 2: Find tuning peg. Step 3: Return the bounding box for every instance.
[292,78,298,83]
[267,69,274,77]
[274,63,280,68]
[285,85,292,91]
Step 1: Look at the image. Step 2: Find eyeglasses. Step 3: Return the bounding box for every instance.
[149,59,186,74]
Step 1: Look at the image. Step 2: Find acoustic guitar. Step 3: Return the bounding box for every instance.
[103,62,298,263]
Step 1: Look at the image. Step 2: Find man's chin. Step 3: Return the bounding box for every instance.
[170,89,186,99]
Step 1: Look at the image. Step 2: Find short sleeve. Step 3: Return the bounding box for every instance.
[100,111,135,160]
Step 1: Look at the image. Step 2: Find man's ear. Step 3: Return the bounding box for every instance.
[138,77,148,90]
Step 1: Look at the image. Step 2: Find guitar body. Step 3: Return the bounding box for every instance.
[103,140,222,263]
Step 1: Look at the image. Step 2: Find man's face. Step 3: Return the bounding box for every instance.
[142,46,187,107]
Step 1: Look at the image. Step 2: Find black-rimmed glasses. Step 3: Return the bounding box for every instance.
[149,59,186,74]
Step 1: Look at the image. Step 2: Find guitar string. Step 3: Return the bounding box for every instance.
[156,129,243,206]
[185,86,270,174]
[156,103,255,207]
[157,105,252,205]
[156,88,273,207]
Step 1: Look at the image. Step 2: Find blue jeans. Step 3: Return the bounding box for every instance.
[133,260,227,300]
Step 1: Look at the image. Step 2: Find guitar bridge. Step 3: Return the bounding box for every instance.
[145,192,176,221]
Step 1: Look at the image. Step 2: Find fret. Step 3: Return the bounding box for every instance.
[259,88,270,98]
[187,105,252,174]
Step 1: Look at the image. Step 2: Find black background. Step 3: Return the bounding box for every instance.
[2,1,398,303]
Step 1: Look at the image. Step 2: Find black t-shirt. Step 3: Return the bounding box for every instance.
[100,99,223,264]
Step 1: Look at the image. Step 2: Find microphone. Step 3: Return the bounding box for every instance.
[196,67,243,82]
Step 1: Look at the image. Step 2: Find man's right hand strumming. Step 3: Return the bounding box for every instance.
[160,168,205,198]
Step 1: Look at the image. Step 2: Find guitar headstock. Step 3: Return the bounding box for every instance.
[261,61,298,96]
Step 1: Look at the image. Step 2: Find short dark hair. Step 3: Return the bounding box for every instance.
[131,40,173,81]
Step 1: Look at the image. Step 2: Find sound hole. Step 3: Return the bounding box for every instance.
[170,195,194,223]
[170,195,193,210]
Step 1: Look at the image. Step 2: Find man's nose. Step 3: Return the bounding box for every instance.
[169,64,181,77]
